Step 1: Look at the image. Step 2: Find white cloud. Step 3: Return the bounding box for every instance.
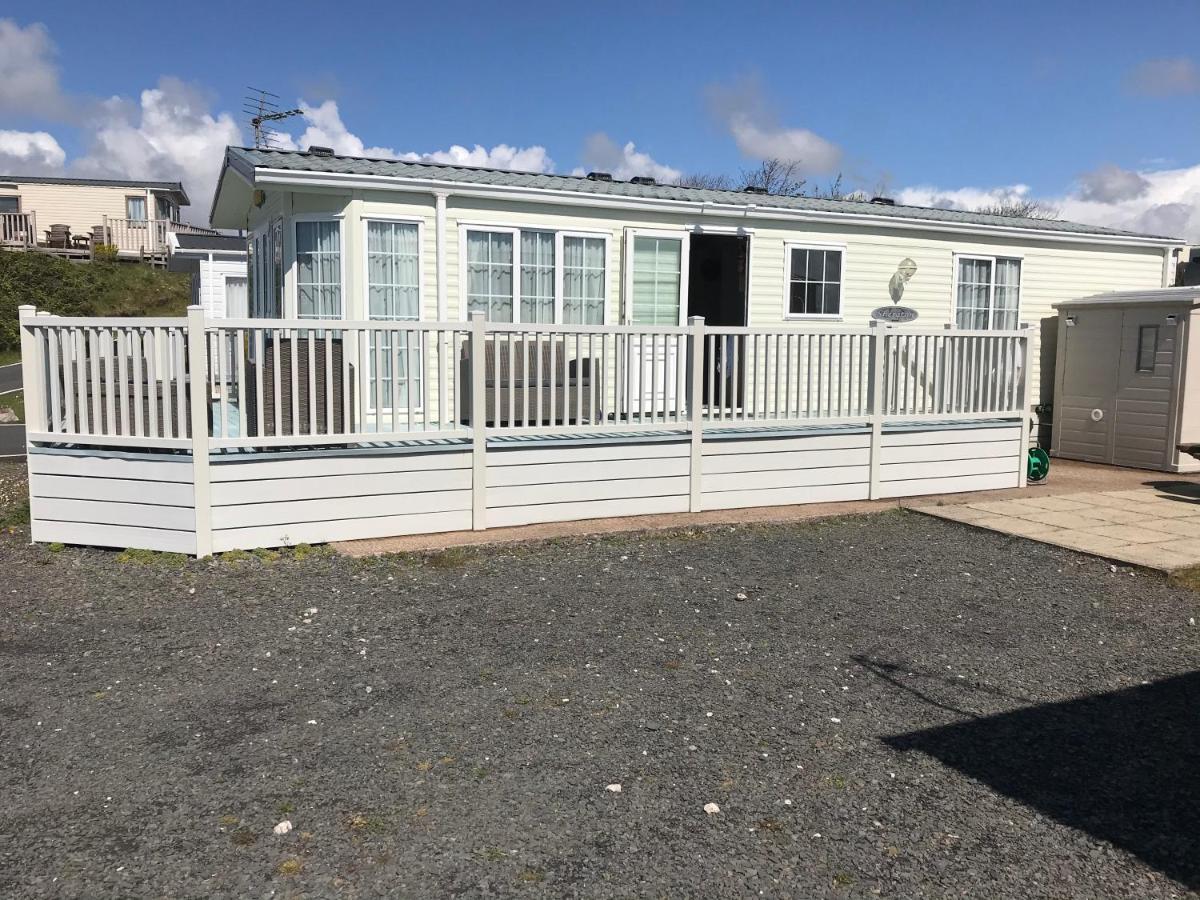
[0,19,69,118]
[72,77,242,223]
[573,133,680,182]
[1125,57,1200,96]
[705,74,842,174]
[897,162,1200,241]
[278,99,554,172]
[0,129,65,173]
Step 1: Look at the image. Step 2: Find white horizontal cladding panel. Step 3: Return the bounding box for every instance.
[703,446,871,474]
[881,425,1022,447]
[876,471,1019,499]
[701,482,870,511]
[32,497,196,532]
[487,440,689,467]
[209,449,471,482]
[487,495,690,529]
[880,455,1017,482]
[486,454,689,488]
[211,510,473,553]
[881,438,1022,465]
[30,520,197,555]
[27,452,195,483]
[703,464,869,493]
[488,476,689,508]
[31,473,195,508]
[702,432,871,455]
[210,489,471,530]
[211,467,472,506]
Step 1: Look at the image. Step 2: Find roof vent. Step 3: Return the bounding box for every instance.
[870,196,895,206]
[630,176,656,186]
[308,145,335,158]
[744,185,768,195]
[586,171,613,182]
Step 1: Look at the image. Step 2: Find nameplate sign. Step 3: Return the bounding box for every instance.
[871,306,919,323]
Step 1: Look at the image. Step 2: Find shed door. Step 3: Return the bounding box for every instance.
[1112,309,1177,469]
[1057,308,1121,463]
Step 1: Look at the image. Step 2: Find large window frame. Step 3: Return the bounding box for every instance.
[291,214,346,321]
[459,222,611,325]
[125,195,147,223]
[952,253,1023,330]
[783,241,845,321]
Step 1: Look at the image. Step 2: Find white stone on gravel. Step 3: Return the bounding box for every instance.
[606,783,622,793]
[273,820,292,835]
[703,802,720,815]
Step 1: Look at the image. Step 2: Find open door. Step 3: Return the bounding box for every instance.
[687,232,749,410]
[624,230,689,417]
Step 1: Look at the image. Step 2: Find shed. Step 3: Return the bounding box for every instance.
[167,232,248,318]
[1051,288,1200,472]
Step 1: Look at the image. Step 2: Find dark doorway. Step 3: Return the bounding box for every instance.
[687,234,748,409]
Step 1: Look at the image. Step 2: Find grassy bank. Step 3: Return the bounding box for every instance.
[0,251,190,353]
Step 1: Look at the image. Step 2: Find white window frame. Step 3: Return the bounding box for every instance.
[361,216,425,413]
[622,228,690,326]
[782,241,846,321]
[291,214,346,321]
[125,195,147,223]
[458,222,610,325]
[951,253,1023,330]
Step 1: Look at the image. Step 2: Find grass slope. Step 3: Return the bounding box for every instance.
[0,251,190,352]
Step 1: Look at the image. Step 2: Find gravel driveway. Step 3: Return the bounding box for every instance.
[1,509,1198,899]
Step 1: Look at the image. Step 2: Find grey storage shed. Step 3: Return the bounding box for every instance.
[1051,288,1200,473]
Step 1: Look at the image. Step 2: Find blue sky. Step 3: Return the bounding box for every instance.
[3,1,1200,235]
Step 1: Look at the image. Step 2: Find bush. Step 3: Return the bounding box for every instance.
[0,251,190,352]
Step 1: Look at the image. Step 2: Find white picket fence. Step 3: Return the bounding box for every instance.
[17,306,1031,450]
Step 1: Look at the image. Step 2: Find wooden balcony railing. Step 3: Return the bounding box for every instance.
[0,211,37,248]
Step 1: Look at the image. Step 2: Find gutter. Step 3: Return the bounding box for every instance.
[246,165,1184,250]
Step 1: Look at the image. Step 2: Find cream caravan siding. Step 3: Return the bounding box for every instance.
[272,187,1166,406]
[0,182,157,235]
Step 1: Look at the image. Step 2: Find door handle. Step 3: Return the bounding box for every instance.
[1090,408,1104,422]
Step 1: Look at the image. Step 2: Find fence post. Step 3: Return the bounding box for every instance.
[1017,323,1033,488]
[868,321,885,500]
[186,305,213,558]
[469,311,487,531]
[688,316,705,513]
[18,305,43,441]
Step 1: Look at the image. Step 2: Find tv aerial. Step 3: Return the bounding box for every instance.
[243,88,302,149]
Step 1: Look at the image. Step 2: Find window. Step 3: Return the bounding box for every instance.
[0,196,19,213]
[366,220,421,409]
[955,256,1020,329]
[787,245,842,317]
[465,226,608,324]
[1137,325,1158,373]
[224,276,248,318]
[466,229,515,321]
[126,196,147,221]
[631,235,683,325]
[562,236,606,324]
[520,231,555,323]
[155,197,173,221]
[295,220,342,319]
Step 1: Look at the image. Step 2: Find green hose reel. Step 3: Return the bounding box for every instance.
[1027,447,1050,483]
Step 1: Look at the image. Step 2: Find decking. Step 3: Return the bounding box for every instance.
[17,306,1032,556]
[1,213,216,264]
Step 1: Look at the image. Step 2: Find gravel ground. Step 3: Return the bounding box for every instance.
[0,459,27,524]
[1,510,1198,899]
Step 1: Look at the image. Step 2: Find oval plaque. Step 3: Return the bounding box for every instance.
[871,306,919,323]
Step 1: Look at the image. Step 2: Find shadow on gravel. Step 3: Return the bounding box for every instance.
[883,671,1200,890]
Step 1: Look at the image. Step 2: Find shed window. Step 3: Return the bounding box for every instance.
[955,256,1021,329]
[1136,325,1158,373]
[787,246,843,317]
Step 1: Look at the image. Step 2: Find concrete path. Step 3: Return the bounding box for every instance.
[917,482,1200,572]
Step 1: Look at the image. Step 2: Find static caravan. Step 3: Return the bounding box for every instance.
[1052,288,1200,472]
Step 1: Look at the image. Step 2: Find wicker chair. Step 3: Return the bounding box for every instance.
[244,335,355,437]
[459,338,596,426]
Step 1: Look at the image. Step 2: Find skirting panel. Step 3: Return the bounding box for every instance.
[701,432,871,511]
[28,450,196,554]
[210,448,472,551]
[877,425,1021,498]
[486,440,691,527]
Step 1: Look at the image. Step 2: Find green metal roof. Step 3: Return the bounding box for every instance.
[223,146,1179,243]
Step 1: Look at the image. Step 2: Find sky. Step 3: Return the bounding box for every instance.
[2,0,1200,237]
